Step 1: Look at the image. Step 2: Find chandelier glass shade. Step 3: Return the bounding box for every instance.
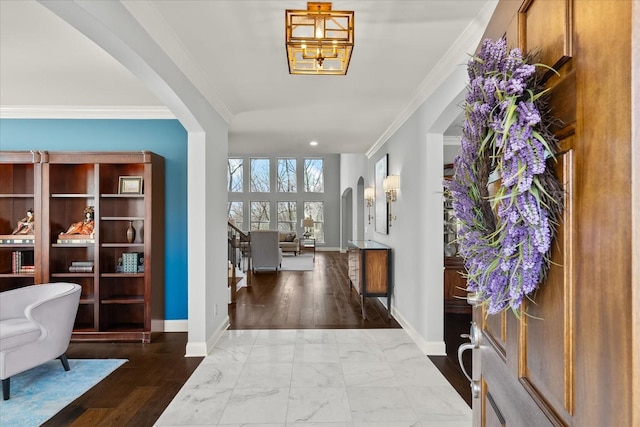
[285,2,354,75]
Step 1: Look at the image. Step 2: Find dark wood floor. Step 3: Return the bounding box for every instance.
[229,251,401,329]
[45,332,203,427]
[45,251,470,426]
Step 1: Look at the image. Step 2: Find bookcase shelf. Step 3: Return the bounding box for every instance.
[50,272,95,278]
[102,295,145,304]
[0,194,35,198]
[0,273,35,278]
[51,194,96,198]
[0,152,40,289]
[101,194,145,198]
[0,150,164,343]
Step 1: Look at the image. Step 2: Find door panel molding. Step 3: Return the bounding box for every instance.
[473,0,635,425]
[519,0,573,71]
[483,310,507,359]
[520,144,575,425]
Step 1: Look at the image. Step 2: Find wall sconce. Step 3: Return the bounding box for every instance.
[364,187,374,224]
[383,175,400,226]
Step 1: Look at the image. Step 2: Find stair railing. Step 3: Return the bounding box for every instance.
[228,222,251,303]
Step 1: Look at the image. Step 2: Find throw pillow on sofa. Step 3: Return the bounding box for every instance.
[284,233,296,242]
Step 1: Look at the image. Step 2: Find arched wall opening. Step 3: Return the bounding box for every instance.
[356,176,365,241]
[341,187,353,249]
[39,0,230,356]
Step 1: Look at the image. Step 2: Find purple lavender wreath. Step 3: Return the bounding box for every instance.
[444,38,564,315]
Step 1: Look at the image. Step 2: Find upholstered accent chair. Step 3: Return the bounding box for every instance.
[0,282,81,400]
[250,230,283,272]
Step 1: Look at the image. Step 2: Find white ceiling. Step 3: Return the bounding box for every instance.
[0,1,494,154]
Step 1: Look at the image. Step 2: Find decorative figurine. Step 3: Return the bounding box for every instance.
[12,209,35,235]
[61,206,95,236]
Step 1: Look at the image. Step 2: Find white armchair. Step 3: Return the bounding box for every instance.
[250,230,283,272]
[0,282,81,400]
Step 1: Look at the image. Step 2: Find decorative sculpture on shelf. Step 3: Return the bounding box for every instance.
[12,209,35,235]
[126,221,136,243]
[60,206,95,237]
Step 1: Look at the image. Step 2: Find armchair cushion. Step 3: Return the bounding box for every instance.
[0,318,40,351]
[0,282,81,399]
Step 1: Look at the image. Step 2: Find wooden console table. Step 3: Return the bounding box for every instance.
[347,240,391,319]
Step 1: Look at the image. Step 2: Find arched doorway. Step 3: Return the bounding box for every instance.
[356,177,365,240]
[341,187,353,250]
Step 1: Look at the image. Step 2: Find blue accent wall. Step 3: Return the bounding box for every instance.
[0,119,188,320]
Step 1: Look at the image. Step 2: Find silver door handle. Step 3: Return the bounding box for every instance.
[457,342,475,382]
[466,292,480,306]
[460,321,480,346]
[458,321,481,398]
[471,380,481,399]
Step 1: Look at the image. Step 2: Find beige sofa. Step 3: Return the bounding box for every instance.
[278,231,300,255]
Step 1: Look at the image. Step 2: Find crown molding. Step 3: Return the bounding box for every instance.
[366,0,497,159]
[0,105,175,119]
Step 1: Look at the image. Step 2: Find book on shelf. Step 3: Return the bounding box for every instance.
[12,250,35,274]
[0,234,35,244]
[71,260,94,267]
[68,260,95,273]
[68,266,94,273]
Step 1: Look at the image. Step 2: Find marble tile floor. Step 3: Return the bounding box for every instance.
[155,329,471,427]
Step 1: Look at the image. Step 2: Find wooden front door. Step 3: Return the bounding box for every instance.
[462,1,637,426]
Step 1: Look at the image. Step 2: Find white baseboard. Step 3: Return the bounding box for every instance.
[206,317,230,354]
[162,319,188,332]
[185,341,208,357]
[391,306,446,356]
[184,317,230,357]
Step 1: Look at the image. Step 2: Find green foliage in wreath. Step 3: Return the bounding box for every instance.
[444,38,564,314]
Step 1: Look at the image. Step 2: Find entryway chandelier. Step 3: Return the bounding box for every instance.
[285,2,354,75]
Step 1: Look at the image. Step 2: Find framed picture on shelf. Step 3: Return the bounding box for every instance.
[118,176,143,194]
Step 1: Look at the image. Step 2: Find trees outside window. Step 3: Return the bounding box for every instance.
[227,158,243,192]
[277,158,296,192]
[250,201,270,230]
[227,201,243,229]
[277,201,297,232]
[303,158,324,192]
[250,158,270,192]
[303,201,324,243]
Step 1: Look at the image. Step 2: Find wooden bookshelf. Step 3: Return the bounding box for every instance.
[0,151,164,343]
[0,151,42,290]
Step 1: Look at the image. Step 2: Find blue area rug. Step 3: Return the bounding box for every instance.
[0,358,126,427]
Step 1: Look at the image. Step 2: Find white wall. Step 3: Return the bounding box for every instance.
[341,66,470,355]
[40,1,231,357]
[41,0,493,359]
[444,140,462,164]
[339,153,369,249]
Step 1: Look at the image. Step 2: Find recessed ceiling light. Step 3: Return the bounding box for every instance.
[309,141,318,146]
